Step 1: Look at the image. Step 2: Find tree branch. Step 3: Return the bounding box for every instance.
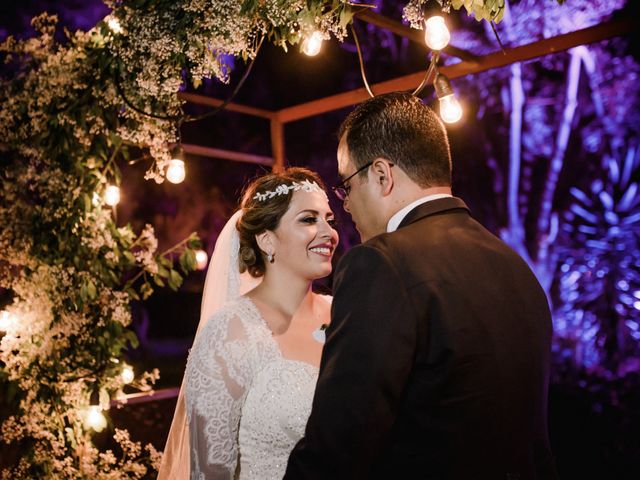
[537,47,583,236]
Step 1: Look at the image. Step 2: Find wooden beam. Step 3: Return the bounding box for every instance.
[441,16,638,80]
[178,92,274,119]
[110,387,179,407]
[356,10,479,62]
[275,17,638,124]
[270,120,286,172]
[182,143,273,166]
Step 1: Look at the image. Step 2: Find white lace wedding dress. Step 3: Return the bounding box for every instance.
[184,295,320,480]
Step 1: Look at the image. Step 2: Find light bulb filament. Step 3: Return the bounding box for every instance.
[104,185,120,206]
[107,17,123,34]
[439,94,463,124]
[301,31,323,57]
[166,159,186,184]
[0,311,16,331]
[424,16,450,51]
[84,406,107,432]
[121,364,134,384]
[195,250,208,270]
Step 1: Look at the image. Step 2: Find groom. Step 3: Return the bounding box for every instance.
[285,92,558,479]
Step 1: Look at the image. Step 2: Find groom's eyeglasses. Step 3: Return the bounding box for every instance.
[332,162,373,201]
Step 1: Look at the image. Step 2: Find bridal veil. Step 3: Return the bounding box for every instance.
[158,210,259,479]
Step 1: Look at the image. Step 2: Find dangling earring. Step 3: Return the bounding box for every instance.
[267,253,275,263]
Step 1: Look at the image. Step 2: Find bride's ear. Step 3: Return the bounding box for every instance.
[255,230,275,258]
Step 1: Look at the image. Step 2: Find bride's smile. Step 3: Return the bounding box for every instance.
[308,243,333,257]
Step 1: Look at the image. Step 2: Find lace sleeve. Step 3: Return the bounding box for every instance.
[184,307,254,480]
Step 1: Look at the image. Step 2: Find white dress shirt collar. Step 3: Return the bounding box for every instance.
[386,193,453,233]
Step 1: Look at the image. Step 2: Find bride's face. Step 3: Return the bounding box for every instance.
[269,189,338,280]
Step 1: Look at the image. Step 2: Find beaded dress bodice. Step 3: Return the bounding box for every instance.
[184,296,319,480]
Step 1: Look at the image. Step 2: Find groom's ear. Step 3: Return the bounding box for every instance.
[371,158,394,197]
[255,230,274,256]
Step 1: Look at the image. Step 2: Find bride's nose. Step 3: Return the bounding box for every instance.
[318,218,335,238]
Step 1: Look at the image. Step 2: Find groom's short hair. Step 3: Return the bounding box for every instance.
[338,92,452,188]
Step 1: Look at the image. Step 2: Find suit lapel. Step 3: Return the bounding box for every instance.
[397,197,470,230]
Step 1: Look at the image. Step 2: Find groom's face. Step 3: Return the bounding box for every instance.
[337,137,385,242]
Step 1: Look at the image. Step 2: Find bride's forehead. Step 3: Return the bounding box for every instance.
[287,190,330,212]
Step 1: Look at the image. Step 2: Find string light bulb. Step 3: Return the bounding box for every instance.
[167,146,186,184]
[104,185,121,206]
[195,249,209,270]
[301,31,323,56]
[424,15,450,51]
[106,16,123,34]
[434,73,462,124]
[84,406,107,432]
[0,311,16,331]
[121,363,134,384]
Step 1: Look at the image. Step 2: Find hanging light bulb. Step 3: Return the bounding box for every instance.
[434,73,463,124]
[438,94,463,123]
[84,405,108,432]
[195,249,209,270]
[106,16,123,34]
[0,311,16,331]
[167,160,186,184]
[166,146,186,184]
[424,15,450,51]
[104,185,121,206]
[301,31,323,56]
[121,363,135,384]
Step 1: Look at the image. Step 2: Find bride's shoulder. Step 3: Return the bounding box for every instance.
[200,298,259,334]
[223,296,274,333]
[204,300,241,320]
[194,301,269,358]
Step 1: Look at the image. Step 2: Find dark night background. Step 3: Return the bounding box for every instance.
[1,1,639,478]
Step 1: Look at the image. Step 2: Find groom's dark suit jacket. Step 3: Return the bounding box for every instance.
[285,197,557,479]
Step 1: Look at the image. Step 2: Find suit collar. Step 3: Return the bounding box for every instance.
[397,196,470,230]
[387,193,452,232]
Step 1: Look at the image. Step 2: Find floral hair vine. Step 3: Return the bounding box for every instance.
[253,179,326,202]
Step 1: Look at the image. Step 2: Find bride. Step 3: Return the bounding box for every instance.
[158,167,339,479]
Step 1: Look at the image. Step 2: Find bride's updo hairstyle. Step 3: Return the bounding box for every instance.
[237,167,327,278]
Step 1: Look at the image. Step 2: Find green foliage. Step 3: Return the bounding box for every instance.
[0,1,358,477]
[451,0,506,23]
[405,0,565,26]
[0,14,196,480]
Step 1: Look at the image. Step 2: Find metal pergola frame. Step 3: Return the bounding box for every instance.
[176,15,636,173]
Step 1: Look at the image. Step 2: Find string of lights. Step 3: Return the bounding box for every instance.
[108,4,464,194]
[344,4,464,124]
